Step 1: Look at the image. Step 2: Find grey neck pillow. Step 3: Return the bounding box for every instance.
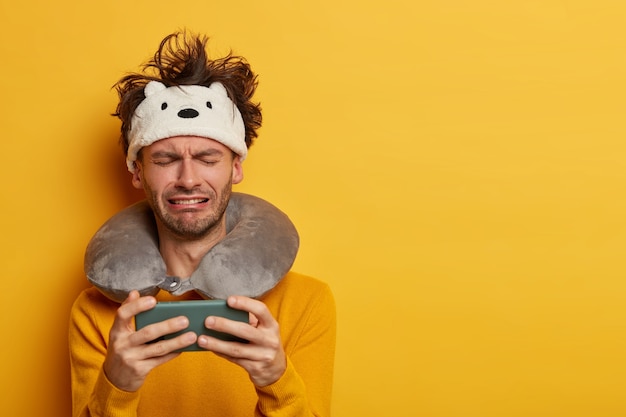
[84,193,299,303]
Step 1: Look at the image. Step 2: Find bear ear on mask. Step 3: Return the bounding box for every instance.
[84,193,299,303]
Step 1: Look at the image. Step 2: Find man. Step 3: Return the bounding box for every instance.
[69,32,336,416]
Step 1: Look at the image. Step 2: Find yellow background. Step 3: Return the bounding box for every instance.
[1,1,625,416]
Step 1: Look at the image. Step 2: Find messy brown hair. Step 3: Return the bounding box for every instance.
[113,31,262,156]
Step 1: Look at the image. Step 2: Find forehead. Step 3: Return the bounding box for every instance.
[144,135,230,154]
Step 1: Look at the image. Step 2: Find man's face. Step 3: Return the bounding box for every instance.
[132,135,243,240]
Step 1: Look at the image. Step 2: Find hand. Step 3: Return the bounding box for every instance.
[103,291,198,391]
[197,296,286,387]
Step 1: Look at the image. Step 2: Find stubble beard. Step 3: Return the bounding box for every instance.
[150,180,233,240]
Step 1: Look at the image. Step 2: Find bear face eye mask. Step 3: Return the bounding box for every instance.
[126,81,247,173]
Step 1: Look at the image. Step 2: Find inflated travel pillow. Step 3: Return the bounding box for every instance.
[85,192,299,303]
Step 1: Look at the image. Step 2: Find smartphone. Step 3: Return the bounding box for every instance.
[135,299,249,352]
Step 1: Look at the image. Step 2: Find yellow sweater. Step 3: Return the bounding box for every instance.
[69,272,336,416]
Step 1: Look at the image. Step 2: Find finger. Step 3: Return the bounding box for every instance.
[112,292,157,335]
[201,315,281,354]
[124,290,140,304]
[120,292,156,321]
[133,315,191,345]
[197,335,252,358]
[227,296,276,328]
[141,331,198,358]
[203,315,256,343]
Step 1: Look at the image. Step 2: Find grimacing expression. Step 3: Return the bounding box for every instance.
[132,136,243,240]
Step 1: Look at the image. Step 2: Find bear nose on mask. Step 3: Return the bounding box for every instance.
[178,108,199,118]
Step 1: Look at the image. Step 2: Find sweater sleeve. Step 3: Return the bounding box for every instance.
[69,289,141,417]
[255,281,337,417]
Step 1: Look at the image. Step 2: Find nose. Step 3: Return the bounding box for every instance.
[178,108,199,119]
[176,158,202,189]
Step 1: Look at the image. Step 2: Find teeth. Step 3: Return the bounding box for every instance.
[172,198,206,205]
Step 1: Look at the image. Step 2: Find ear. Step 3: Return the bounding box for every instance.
[232,155,244,185]
[144,81,167,97]
[208,82,228,97]
[131,162,144,189]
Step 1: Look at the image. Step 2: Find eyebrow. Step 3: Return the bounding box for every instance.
[150,151,179,159]
[192,148,225,158]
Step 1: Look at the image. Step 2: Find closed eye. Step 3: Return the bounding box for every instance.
[150,152,180,166]
[198,158,219,166]
[152,158,176,166]
[194,149,224,165]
